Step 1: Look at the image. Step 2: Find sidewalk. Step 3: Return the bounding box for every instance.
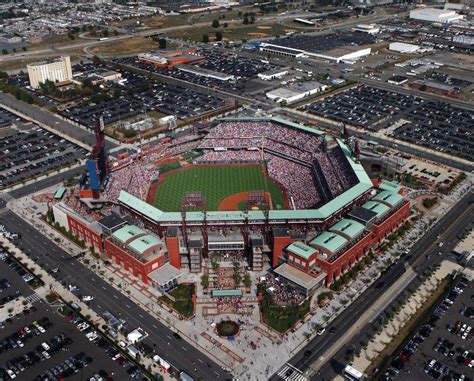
[0,237,169,381]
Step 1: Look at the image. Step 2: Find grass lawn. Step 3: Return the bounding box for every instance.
[160,284,195,318]
[259,286,310,333]
[164,22,292,42]
[90,36,173,57]
[154,164,285,211]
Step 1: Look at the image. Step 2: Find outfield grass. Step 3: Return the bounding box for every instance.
[154,165,285,211]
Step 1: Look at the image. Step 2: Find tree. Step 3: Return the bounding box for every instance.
[92,55,101,65]
[223,22,228,28]
[243,15,249,25]
[212,19,220,28]
[201,274,209,288]
[102,29,109,37]
[22,46,27,51]
[1,49,7,55]
[158,38,167,49]
[202,34,209,43]
[243,273,252,288]
[215,31,223,42]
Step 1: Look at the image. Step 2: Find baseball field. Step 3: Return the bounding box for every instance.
[153,164,286,212]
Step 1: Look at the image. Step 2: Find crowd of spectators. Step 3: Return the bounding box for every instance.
[104,160,157,202]
[195,150,261,163]
[260,274,305,306]
[194,120,359,209]
[266,154,320,209]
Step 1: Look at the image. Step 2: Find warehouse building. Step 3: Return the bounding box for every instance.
[409,8,463,23]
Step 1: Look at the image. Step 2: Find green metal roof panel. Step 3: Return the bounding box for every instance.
[54,187,66,199]
[310,231,348,254]
[361,201,390,217]
[372,190,403,207]
[118,191,164,221]
[379,180,401,193]
[212,289,242,297]
[112,224,145,243]
[128,233,161,254]
[287,241,317,260]
[329,218,365,239]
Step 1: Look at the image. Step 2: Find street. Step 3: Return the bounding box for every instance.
[0,210,233,381]
[271,190,474,381]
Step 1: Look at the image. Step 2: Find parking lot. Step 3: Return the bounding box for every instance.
[0,121,87,190]
[0,109,24,130]
[116,48,277,94]
[392,101,474,162]
[305,85,474,161]
[382,275,473,381]
[59,66,226,127]
[268,32,376,55]
[0,250,136,381]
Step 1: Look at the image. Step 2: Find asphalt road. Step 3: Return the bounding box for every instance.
[0,211,233,381]
[271,191,474,381]
[0,92,117,150]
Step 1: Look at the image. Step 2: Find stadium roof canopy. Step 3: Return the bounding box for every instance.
[117,117,373,224]
[118,191,164,221]
[112,224,144,244]
[329,218,365,239]
[361,200,390,218]
[128,233,162,255]
[371,191,404,207]
[379,180,401,194]
[310,231,348,254]
[287,241,317,260]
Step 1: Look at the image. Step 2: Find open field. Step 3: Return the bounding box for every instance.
[89,36,163,57]
[153,164,286,211]
[164,22,292,42]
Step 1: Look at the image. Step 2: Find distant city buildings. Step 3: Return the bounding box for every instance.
[27,56,73,89]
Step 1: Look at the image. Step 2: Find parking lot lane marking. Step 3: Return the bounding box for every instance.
[181,346,187,352]
[102,286,106,290]
[113,295,118,299]
[166,335,172,340]
[214,371,220,376]
[197,358,203,363]
[139,314,143,318]
[153,324,158,329]
[126,304,131,309]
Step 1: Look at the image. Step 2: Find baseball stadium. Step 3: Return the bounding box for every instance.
[54,115,410,299]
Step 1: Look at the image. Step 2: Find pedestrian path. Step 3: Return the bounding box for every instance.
[24,293,42,304]
[277,364,307,381]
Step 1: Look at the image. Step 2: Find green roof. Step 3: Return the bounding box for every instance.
[310,231,348,254]
[118,191,164,221]
[361,201,390,218]
[112,224,145,244]
[371,190,403,207]
[212,289,242,297]
[329,218,365,239]
[379,180,401,194]
[54,187,66,199]
[128,233,162,255]
[287,241,317,260]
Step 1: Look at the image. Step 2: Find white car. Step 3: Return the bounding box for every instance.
[6,369,16,379]
[42,351,51,359]
[317,327,326,336]
[78,322,89,331]
[82,296,94,302]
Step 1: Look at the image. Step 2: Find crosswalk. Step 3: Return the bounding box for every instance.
[277,364,307,381]
[25,293,41,304]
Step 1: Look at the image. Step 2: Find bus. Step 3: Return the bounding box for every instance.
[344,365,363,380]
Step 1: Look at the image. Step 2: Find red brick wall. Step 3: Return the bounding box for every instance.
[272,235,293,267]
[166,235,180,269]
[67,215,103,253]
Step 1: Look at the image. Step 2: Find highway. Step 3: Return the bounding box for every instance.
[0,210,233,381]
[271,190,474,381]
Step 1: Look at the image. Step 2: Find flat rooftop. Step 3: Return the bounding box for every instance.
[274,263,326,291]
